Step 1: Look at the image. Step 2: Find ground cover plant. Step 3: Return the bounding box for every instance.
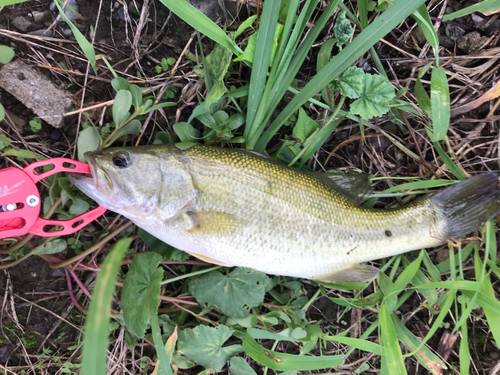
[1,0,500,373]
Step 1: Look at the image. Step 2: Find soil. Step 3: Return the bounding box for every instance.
[1,0,500,374]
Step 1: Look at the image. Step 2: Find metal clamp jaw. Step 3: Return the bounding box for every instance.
[0,158,106,239]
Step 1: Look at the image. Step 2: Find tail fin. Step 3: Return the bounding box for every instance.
[430,172,500,238]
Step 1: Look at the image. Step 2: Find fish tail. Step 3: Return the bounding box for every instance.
[431,172,500,238]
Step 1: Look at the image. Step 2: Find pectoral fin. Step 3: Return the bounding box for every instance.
[315,264,379,283]
[186,211,243,236]
[184,250,233,267]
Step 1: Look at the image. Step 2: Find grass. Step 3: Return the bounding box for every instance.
[0,0,499,374]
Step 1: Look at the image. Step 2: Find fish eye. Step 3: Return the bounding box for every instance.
[112,152,130,168]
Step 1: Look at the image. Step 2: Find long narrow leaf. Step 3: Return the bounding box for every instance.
[244,0,281,139]
[159,0,241,55]
[380,302,405,373]
[81,238,131,375]
[430,67,450,141]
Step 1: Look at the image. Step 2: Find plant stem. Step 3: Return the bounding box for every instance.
[160,265,223,285]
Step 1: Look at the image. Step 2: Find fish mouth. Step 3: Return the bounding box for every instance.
[68,153,114,200]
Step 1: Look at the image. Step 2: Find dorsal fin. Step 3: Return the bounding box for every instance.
[310,172,372,205]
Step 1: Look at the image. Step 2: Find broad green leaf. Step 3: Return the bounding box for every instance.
[111,77,131,92]
[443,0,500,20]
[173,122,200,142]
[331,66,365,99]
[77,126,101,162]
[158,0,241,55]
[229,357,257,375]
[233,33,257,64]
[69,199,90,216]
[292,108,318,143]
[414,77,431,115]
[121,252,164,338]
[0,45,15,64]
[137,228,189,262]
[334,11,354,47]
[380,302,405,373]
[243,332,343,371]
[358,0,369,28]
[430,67,449,141]
[108,119,141,145]
[349,74,395,119]
[178,325,243,372]
[81,238,130,375]
[129,85,143,110]
[54,1,96,67]
[175,142,199,150]
[112,90,132,125]
[0,133,11,150]
[189,268,270,318]
[205,44,233,108]
[32,239,67,255]
[0,103,4,122]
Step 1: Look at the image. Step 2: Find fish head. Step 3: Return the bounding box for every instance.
[69,148,164,223]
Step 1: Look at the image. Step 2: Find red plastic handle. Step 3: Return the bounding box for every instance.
[0,158,106,239]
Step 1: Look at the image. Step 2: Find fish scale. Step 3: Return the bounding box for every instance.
[69,144,500,282]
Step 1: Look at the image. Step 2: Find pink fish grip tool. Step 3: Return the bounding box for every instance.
[0,158,106,239]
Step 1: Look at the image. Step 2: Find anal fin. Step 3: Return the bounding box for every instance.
[184,250,233,267]
[315,264,380,283]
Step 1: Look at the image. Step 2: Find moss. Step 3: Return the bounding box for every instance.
[20,332,37,349]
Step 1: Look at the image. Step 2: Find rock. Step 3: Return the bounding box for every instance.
[50,128,62,140]
[0,60,72,128]
[470,13,485,28]
[445,24,465,38]
[411,26,427,44]
[12,16,33,32]
[49,0,79,23]
[31,10,50,23]
[439,35,455,49]
[457,31,488,53]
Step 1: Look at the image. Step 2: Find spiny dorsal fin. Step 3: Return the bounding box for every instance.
[311,172,372,206]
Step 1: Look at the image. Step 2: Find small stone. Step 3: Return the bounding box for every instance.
[411,26,427,44]
[12,16,33,32]
[50,128,62,140]
[445,24,465,39]
[61,27,73,38]
[0,60,73,127]
[470,13,485,28]
[439,35,455,49]
[50,268,65,277]
[50,0,79,22]
[457,31,488,53]
[31,10,50,23]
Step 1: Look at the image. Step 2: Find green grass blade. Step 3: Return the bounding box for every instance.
[430,67,450,141]
[358,0,369,28]
[413,5,439,49]
[54,1,96,67]
[323,335,385,356]
[380,179,457,193]
[150,313,173,375]
[158,0,241,55]
[81,238,131,375]
[380,302,406,373]
[444,0,500,21]
[244,0,280,141]
[242,332,344,371]
[392,318,446,374]
[255,0,428,152]
[432,141,466,180]
[459,322,470,375]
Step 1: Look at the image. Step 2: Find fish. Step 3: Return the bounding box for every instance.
[69,144,500,283]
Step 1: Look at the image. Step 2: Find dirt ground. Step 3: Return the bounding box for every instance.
[1,0,500,374]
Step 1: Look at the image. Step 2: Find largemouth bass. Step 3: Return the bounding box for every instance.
[69,145,500,282]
